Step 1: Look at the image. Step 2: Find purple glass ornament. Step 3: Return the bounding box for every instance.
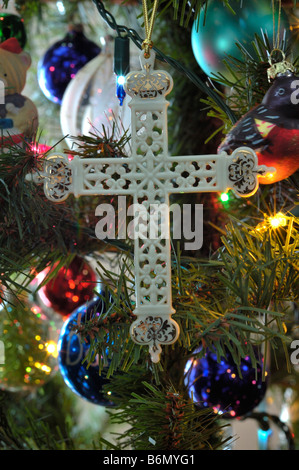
[37,25,101,104]
[185,345,267,418]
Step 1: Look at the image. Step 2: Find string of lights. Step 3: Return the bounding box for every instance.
[91,0,238,124]
[245,411,295,450]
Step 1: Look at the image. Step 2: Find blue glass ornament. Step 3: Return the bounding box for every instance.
[37,25,101,104]
[191,0,290,80]
[185,346,267,418]
[58,296,114,406]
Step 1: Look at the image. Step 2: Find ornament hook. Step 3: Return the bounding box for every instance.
[267,49,296,82]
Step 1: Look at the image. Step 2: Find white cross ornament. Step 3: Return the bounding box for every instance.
[27,52,275,363]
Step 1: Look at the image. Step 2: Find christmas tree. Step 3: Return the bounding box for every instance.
[0,0,298,453]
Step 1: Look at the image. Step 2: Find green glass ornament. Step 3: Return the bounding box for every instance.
[191,0,290,81]
[0,13,26,48]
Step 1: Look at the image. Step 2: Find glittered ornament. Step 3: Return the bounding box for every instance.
[218,72,299,183]
[185,346,267,418]
[58,296,114,406]
[37,24,101,104]
[191,0,289,80]
[0,13,26,48]
[0,301,59,392]
[34,256,98,318]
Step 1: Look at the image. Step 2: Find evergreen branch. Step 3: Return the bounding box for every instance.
[66,121,131,159]
[103,378,232,450]
[77,214,297,393]
[0,387,75,450]
[0,130,133,295]
[170,216,297,366]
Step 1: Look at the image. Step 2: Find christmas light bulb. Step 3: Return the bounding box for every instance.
[46,341,58,358]
[56,1,65,15]
[117,75,126,86]
[116,76,126,106]
[220,192,230,202]
[268,212,287,228]
[257,428,272,450]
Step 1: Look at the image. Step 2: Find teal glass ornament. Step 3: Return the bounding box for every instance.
[191,0,290,80]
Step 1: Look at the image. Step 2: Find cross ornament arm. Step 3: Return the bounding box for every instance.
[26,52,275,363]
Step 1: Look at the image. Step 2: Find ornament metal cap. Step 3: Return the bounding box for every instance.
[267,49,296,82]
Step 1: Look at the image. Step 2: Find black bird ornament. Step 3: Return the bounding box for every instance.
[219,69,299,184]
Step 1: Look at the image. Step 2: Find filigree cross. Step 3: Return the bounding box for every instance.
[26,52,275,363]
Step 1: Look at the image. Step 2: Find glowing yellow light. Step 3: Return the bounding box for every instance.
[268,212,287,229]
[255,224,267,232]
[38,344,44,350]
[46,341,58,358]
[35,335,41,341]
[41,365,51,374]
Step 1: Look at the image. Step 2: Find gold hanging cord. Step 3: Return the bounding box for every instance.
[142,0,160,58]
[272,0,282,50]
[267,0,296,80]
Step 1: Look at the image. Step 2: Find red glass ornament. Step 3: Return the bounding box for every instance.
[0,283,4,305]
[37,256,97,316]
